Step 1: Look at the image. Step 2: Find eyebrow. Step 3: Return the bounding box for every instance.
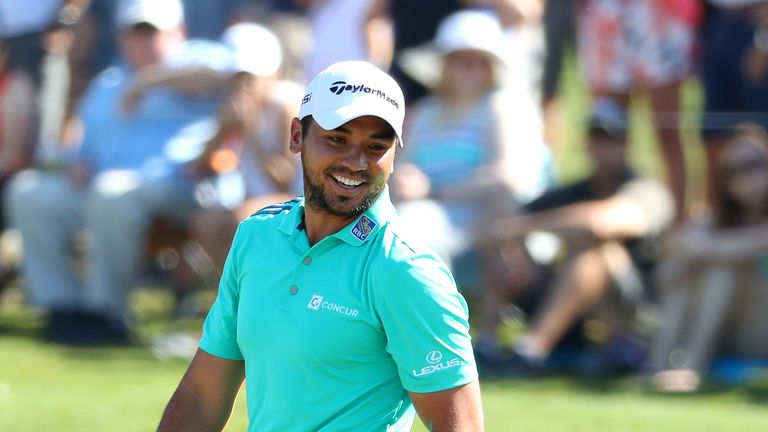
[334,125,396,141]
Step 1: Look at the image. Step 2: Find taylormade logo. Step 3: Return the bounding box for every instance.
[329,81,400,109]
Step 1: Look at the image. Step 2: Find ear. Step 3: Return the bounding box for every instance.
[289,118,303,154]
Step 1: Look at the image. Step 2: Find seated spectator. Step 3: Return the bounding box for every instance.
[189,22,303,272]
[4,0,222,345]
[476,100,675,373]
[392,10,553,275]
[648,124,768,392]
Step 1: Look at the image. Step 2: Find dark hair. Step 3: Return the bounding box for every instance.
[713,123,768,228]
[300,115,314,138]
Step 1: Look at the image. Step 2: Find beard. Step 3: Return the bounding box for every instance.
[301,153,385,219]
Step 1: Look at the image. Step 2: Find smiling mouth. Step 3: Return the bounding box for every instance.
[331,174,366,188]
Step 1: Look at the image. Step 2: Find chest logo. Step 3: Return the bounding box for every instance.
[307,294,359,318]
[308,295,323,310]
[351,215,376,241]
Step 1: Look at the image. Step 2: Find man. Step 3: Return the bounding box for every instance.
[475,99,675,372]
[5,0,220,345]
[157,61,484,431]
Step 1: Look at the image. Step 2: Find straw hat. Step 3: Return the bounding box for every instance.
[397,10,511,89]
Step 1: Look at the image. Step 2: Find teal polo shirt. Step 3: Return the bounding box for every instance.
[199,189,478,431]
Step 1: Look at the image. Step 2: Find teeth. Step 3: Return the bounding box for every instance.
[332,175,364,187]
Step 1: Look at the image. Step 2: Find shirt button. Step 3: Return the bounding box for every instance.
[289,285,298,295]
[303,256,312,265]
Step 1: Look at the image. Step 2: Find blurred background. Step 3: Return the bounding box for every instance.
[1,0,768,430]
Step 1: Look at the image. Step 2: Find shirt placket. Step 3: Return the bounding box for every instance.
[279,236,333,311]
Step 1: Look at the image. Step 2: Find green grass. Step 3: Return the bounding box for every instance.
[2,327,768,431]
[2,286,768,432]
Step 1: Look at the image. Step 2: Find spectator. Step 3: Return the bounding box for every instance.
[4,0,222,345]
[392,10,553,289]
[648,124,768,392]
[576,0,702,219]
[189,22,304,272]
[477,100,674,373]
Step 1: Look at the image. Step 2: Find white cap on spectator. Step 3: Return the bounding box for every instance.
[221,23,283,77]
[398,10,510,88]
[117,0,184,31]
[299,61,405,147]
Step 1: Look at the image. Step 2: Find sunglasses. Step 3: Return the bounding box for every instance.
[720,157,767,177]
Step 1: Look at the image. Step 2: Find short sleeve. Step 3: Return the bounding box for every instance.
[617,177,675,236]
[374,250,478,393]
[199,225,245,360]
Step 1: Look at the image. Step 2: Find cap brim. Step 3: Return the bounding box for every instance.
[312,104,403,147]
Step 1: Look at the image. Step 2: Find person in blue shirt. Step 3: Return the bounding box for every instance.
[157,60,484,431]
[5,0,222,345]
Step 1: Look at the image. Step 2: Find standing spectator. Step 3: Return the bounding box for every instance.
[4,0,221,345]
[649,124,768,392]
[577,0,702,220]
[478,100,674,372]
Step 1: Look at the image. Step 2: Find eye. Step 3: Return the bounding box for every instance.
[368,143,391,153]
[325,135,346,145]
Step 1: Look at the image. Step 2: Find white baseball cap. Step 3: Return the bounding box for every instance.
[299,61,405,146]
[116,0,184,31]
[221,23,283,77]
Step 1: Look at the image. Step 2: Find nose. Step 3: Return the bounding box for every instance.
[342,146,367,172]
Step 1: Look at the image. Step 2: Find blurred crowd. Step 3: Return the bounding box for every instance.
[1,0,768,393]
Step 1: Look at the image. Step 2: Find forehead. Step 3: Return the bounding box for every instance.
[315,115,395,137]
[446,49,492,62]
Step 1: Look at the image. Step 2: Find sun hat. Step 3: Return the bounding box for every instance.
[398,10,511,88]
[221,23,283,77]
[116,0,184,31]
[298,60,405,146]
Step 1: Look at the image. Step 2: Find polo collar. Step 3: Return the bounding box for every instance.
[278,188,396,247]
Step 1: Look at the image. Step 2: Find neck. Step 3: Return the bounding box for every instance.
[303,207,357,247]
[589,170,624,197]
